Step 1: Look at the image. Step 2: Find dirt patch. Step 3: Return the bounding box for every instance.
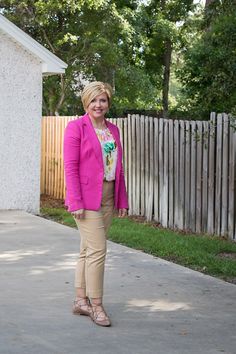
[217,252,236,260]
[40,194,65,209]
[222,277,236,285]
[128,215,149,223]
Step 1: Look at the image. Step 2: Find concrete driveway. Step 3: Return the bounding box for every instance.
[0,210,235,354]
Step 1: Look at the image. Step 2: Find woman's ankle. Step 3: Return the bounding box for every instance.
[75,287,86,299]
[90,297,103,306]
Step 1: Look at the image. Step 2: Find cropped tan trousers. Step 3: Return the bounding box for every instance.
[73,181,114,298]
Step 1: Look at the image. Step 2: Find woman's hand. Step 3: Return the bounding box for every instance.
[118,208,127,218]
[72,209,85,220]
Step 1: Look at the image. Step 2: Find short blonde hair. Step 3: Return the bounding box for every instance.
[81,81,113,110]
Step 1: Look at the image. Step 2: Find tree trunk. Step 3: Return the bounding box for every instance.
[55,75,66,115]
[162,39,172,118]
[42,97,49,116]
[204,0,216,30]
[205,0,215,7]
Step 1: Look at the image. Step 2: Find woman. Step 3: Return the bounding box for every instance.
[63,81,128,327]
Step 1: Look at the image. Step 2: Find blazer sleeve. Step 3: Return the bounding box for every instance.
[116,127,129,209]
[118,163,129,209]
[63,121,84,212]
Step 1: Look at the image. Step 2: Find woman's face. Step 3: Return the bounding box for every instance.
[86,92,109,120]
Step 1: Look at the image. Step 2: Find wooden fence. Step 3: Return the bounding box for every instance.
[41,116,72,200]
[41,113,236,240]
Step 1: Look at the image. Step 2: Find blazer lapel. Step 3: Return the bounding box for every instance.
[106,120,120,148]
[82,113,104,167]
[106,119,122,173]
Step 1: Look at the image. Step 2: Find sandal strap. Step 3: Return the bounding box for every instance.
[75,296,89,303]
[74,297,90,308]
[91,304,109,320]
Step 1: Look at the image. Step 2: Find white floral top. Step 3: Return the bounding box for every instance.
[95,128,118,181]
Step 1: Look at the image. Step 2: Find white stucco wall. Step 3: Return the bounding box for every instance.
[0,32,42,214]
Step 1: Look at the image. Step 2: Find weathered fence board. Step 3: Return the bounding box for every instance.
[184,121,191,230]
[159,119,164,225]
[222,114,229,235]
[208,113,216,234]
[228,120,236,239]
[190,121,196,232]
[196,121,203,233]
[135,116,141,216]
[147,117,154,221]
[127,115,132,214]
[145,118,150,218]
[140,116,145,216]
[123,117,128,198]
[168,119,174,227]
[131,115,136,214]
[202,121,209,233]
[179,120,185,230]
[174,120,180,228]
[153,118,159,222]
[215,114,223,235]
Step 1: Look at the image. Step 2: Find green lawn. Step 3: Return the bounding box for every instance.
[40,205,236,284]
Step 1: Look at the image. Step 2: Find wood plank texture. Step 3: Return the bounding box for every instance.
[207,113,216,234]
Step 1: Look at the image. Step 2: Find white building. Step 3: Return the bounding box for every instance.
[0,14,67,214]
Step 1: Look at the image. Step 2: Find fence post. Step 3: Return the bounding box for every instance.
[228,115,236,240]
[207,112,216,234]
[215,113,223,236]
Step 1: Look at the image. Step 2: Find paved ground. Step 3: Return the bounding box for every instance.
[0,210,236,354]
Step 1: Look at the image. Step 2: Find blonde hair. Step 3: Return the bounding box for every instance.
[81,81,113,110]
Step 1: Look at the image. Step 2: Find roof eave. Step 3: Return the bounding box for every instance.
[0,14,68,74]
[42,63,67,76]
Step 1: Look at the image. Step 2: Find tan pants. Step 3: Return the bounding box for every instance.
[73,181,114,298]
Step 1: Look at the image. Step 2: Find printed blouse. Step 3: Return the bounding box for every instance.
[95,127,118,181]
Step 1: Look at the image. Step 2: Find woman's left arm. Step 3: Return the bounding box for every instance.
[116,126,129,211]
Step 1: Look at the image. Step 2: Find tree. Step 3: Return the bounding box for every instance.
[1,0,157,115]
[178,0,236,118]
[139,0,195,117]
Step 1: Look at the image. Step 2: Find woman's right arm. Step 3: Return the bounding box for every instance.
[63,121,85,212]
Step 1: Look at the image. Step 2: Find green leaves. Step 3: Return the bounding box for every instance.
[4,1,235,121]
[178,3,236,118]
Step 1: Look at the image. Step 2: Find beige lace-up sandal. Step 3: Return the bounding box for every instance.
[72,297,92,316]
[90,303,111,327]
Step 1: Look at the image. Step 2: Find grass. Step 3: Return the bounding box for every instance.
[40,199,236,284]
[109,217,236,282]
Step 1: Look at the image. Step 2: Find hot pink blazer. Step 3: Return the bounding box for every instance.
[63,113,128,212]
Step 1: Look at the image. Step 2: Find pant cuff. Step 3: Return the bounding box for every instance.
[87,290,103,298]
[74,284,86,289]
